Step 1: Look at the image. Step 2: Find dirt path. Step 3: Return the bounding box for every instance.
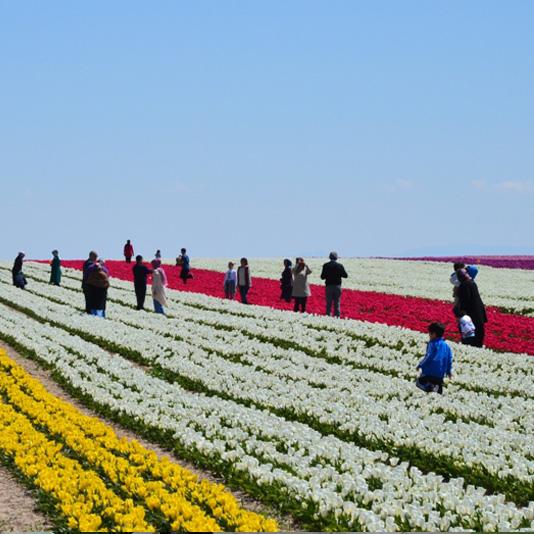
[0,340,300,532]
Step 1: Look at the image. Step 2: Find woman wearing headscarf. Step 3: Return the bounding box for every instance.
[280,259,293,303]
[50,250,61,286]
[237,258,252,304]
[291,257,312,313]
[12,252,27,288]
[86,261,110,318]
[151,259,168,314]
[455,268,487,347]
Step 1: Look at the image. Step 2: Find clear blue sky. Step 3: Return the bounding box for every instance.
[2,1,533,260]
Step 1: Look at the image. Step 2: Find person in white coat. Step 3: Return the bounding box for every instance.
[291,257,312,313]
[151,259,167,315]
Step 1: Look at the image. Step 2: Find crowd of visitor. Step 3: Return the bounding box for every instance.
[11,245,494,395]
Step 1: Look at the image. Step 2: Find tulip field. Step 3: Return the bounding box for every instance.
[1,258,534,532]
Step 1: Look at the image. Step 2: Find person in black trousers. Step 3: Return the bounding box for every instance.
[82,251,97,313]
[280,259,293,303]
[133,255,153,310]
[320,251,348,317]
[455,268,488,347]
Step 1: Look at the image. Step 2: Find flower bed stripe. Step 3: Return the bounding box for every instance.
[0,349,277,533]
[49,259,534,356]
[5,280,532,530]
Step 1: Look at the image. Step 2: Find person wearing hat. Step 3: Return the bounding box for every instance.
[320,251,348,318]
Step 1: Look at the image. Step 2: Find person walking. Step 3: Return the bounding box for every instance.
[320,252,348,317]
[455,268,488,347]
[82,251,98,314]
[86,261,110,318]
[124,240,134,263]
[291,257,312,313]
[178,248,194,284]
[280,259,293,303]
[237,258,252,304]
[12,252,27,289]
[132,255,153,310]
[50,250,61,286]
[151,259,167,314]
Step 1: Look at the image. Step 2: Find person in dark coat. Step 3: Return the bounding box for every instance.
[320,251,348,317]
[82,251,98,313]
[280,259,293,303]
[178,247,194,284]
[12,252,27,289]
[86,261,110,318]
[455,268,488,347]
[132,255,153,310]
[50,250,61,285]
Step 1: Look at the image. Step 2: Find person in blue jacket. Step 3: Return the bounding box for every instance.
[416,322,453,395]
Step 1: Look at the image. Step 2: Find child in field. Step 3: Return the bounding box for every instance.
[223,262,237,300]
[453,308,476,346]
[416,322,453,395]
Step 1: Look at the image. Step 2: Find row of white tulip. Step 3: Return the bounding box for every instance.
[0,298,532,532]
[11,263,534,401]
[5,264,534,429]
[2,268,534,497]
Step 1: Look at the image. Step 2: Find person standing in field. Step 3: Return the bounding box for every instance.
[50,250,61,286]
[178,248,194,284]
[151,259,167,314]
[155,249,162,259]
[416,322,453,395]
[12,251,27,289]
[86,261,110,318]
[133,255,153,310]
[124,240,134,263]
[320,251,348,317]
[292,257,312,313]
[82,251,98,314]
[280,259,293,303]
[455,268,487,347]
[237,258,252,304]
[450,261,479,306]
[223,261,237,299]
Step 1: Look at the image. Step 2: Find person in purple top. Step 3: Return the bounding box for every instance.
[82,251,97,313]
